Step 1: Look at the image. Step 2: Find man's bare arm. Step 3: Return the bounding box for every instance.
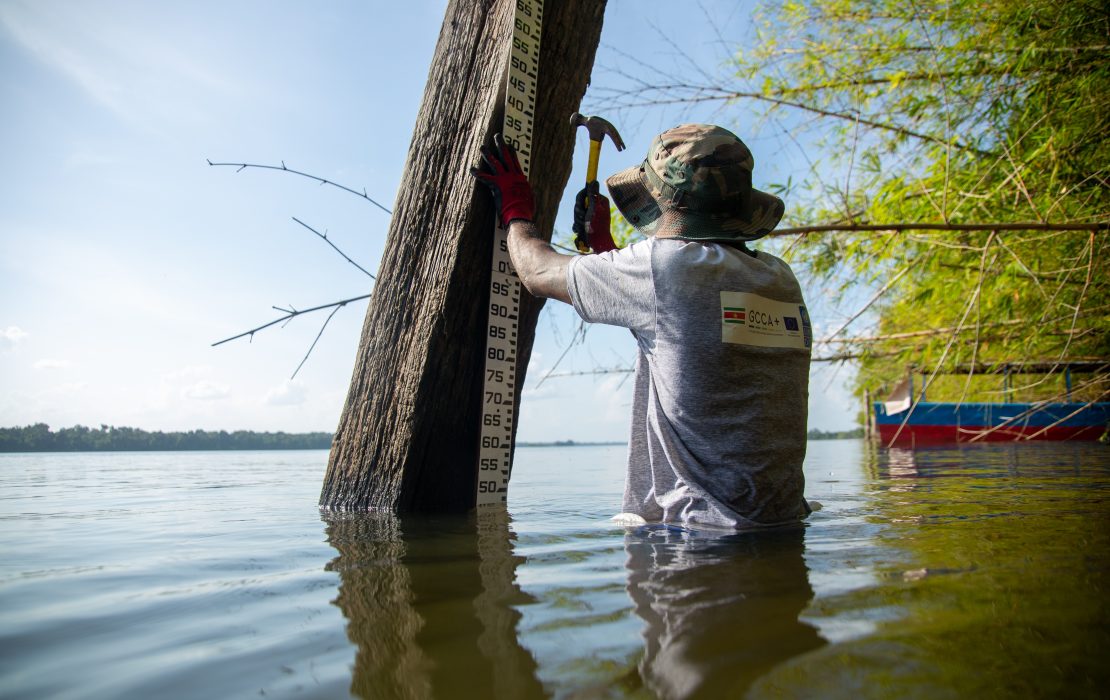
[470,137,574,305]
[507,220,572,304]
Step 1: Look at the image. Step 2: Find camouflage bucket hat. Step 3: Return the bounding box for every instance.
[605,124,784,242]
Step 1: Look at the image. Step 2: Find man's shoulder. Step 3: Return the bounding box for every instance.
[649,238,796,272]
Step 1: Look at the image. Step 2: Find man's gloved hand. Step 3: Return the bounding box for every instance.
[572,181,617,254]
[470,134,535,228]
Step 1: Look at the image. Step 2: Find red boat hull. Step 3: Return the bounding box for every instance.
[878,423,1105,445]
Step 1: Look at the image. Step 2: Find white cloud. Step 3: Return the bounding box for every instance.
[1,326,29,351]
[181,380,230,401]
[33,358,71,370]
[521,379,558,399]
[265,380,307,406]
[595,375,634,422]
[164,365,214,383]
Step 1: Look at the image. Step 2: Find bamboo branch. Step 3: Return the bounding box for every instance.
[812,326,1095,360]
[904,234,991,251]
[937,360,1109,375]
[207,159,392,215]
[1057,232,1096,362]
[770,221,1108,236]
[812,351,878,362]
[757,44,1110,57]
[819,261,915,344]
[966,373,1109,442]
[906,0,955,221]
[887,234,997,445]
[994,233,1046,298]
[936,261,1088,282]
[1021,390,1110,440]
[820,318,1025,343]
[1021,234,1101,392]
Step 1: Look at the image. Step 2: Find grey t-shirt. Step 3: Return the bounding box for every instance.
[566,237,812,529]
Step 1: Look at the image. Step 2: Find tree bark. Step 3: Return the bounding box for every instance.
[321,0,607,511]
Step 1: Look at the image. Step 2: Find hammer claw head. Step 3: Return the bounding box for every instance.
[571,112,626,152]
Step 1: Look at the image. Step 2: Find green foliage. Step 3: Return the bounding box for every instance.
[807,427,866,440]
[610,210,647,248]
[0,424,333,453]
[553,210,646,253]
[733,0,1109,406]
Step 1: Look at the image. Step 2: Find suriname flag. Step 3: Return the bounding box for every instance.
[722,307,746,325]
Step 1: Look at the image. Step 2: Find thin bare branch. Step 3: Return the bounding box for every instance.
[533,320,589,389]
[542,367,634,379]
[212,293,371,347]
[291,217,376,280]
[207,159,392,215]
[589,83,994,156]
[291,304,343,380]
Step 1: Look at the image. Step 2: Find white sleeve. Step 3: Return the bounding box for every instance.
[565,238,656,335]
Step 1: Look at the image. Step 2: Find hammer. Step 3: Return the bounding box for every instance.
[571,112,626,184]
[570,112,625,252]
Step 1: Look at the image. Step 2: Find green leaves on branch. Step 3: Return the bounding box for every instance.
[738,0,1110,405]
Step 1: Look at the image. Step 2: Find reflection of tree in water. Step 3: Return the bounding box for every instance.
[324,510,544,699]
[625,526,824,698]
[781,442,1110,696]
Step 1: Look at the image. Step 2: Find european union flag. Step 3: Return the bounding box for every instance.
[783,316,799,331]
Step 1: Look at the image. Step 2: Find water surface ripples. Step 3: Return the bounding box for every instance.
[1,441,1107,698]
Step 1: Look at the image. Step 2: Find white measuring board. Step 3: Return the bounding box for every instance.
[476,0,543,506]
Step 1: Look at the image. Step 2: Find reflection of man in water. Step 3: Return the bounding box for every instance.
[624,526,824,697]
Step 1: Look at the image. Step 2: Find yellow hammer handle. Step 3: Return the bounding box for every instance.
[585,139,602,184]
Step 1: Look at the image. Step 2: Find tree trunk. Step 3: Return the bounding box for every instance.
[321,0,607,511]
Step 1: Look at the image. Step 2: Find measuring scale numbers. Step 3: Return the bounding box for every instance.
[476,0,543,505]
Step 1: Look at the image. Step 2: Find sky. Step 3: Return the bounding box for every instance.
[0,0,862,441]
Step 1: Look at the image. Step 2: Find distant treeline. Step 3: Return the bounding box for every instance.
[517,440,627,447]
[0,424,332,453]
[808,428,864,440]
[0,424,861,453]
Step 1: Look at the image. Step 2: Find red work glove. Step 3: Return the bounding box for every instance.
[470,134,535,228]
[572,181,617,253]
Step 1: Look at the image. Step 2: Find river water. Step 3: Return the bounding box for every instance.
[0,440,1107,699]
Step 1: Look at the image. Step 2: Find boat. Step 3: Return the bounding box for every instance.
[872,361,1109,445]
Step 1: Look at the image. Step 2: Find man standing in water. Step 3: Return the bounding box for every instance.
[473,124,812,529]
